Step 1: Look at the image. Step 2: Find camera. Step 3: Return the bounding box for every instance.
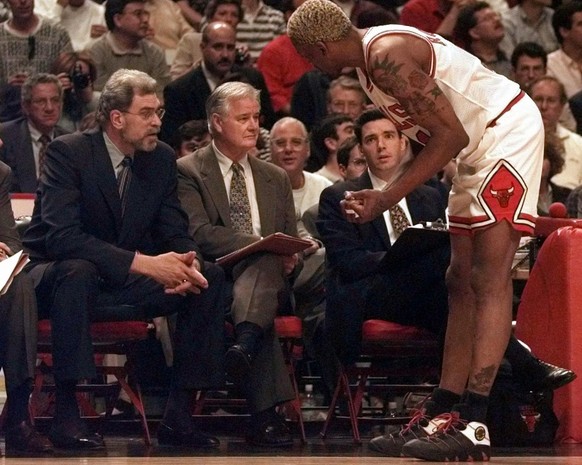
[235,48,246,65]
[70,63,90,91]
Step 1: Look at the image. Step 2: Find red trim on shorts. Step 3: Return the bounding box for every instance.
[448,215,536,237]
[448,215,489,225]
[486,90,526,128]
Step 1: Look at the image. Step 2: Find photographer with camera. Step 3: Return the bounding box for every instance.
[51,51,99,133]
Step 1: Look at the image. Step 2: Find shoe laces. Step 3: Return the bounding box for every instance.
[400,408,430,436]
[430,412,468,436]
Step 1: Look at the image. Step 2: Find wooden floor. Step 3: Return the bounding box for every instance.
[2,421,582,465]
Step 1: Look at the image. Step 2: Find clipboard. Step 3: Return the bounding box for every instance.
[382,225,450,266]
[216,232,312,268]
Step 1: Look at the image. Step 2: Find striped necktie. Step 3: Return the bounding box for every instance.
[38,134,51,177]
[117,156,133,217]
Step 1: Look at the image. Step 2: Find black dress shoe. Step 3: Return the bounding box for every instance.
[48,422,105,450]
[246,417,293,448]
[225,343,253,383]
[532,360,577,391]
[157,422,220,448]
[5,421,53,453]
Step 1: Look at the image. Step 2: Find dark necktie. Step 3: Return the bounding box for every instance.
[389,204,411,238]
[117,156,133,217]
[229,163,252,234]
[38,134,51,177]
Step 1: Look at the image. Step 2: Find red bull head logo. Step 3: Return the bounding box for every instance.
[519,405,541,433]
[490,184,515,208]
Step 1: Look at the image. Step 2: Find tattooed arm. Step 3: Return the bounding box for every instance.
[345,34,468,222]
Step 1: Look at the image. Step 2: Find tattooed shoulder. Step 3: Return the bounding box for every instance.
[370,55,407,94]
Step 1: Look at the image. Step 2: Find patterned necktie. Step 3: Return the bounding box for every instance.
[229,163,252,234]
[117,156,133,217]
[389,203,411,238]
[38,134,51,177]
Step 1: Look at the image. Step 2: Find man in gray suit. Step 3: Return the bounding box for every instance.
[0,73,68,193]
[0,145,52,453]
[177,81,298,447]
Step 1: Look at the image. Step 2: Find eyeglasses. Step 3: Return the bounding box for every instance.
[272,138,306,150]
[122,8,150,19]
[349,159,367,166]
[122,108,166,121]
[30,96,62,108]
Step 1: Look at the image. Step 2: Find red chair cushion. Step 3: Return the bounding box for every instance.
[362,319,435,343]
[37,319,149,345]
[275,316,302,339]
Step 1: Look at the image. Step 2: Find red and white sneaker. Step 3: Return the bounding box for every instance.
[401,412,491,462]
[368,409,448,456]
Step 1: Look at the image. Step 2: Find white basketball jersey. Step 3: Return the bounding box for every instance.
[356,25,521,161]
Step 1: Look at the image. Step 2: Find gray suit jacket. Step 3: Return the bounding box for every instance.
[0,118,68,193]
[177,143,298,261]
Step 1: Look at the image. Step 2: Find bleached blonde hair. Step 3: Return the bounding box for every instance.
[287,0,352,45]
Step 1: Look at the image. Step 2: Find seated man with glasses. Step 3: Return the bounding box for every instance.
[22,69,225,451]
[89,0,170,94]
[0,73,69,193]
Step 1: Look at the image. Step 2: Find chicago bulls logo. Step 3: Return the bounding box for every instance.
[519,405,541,433]
[479,161,526,223]
[490,184,515,208]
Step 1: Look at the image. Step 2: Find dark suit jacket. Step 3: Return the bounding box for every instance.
[317,172,449,363]
[0,162,22,253]
[177,143,297,260]
[160,65,275,144]
[0,117,68,193]
[23,129,200,287]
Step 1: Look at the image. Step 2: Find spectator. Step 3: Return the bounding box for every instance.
[455,2,512,77]
[144,0,194,64]
[269,116,330,362]
[510,41,547,91]
[499,0,558,58]
[400,0,475,45]
[170,0,247,80]
[50,51,100,133]
[89,0,170,93]
[173,119,212,158]
[256,0,314,116]
[310,113,354,181]
[0,0,73,121]
[538,131,570,215]
[547,0,582,130]
[175,0,208,30]
[0,73,69,193]
[336,135,367,181]
[530,76,582,191]
[326,75,368,121]
[236,0,286,62]
[161,21,274,143]
[42,0,107,52]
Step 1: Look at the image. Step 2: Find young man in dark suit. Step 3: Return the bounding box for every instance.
[177,81,298,447]
[22,69,225,450]
[318,109,450,367]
